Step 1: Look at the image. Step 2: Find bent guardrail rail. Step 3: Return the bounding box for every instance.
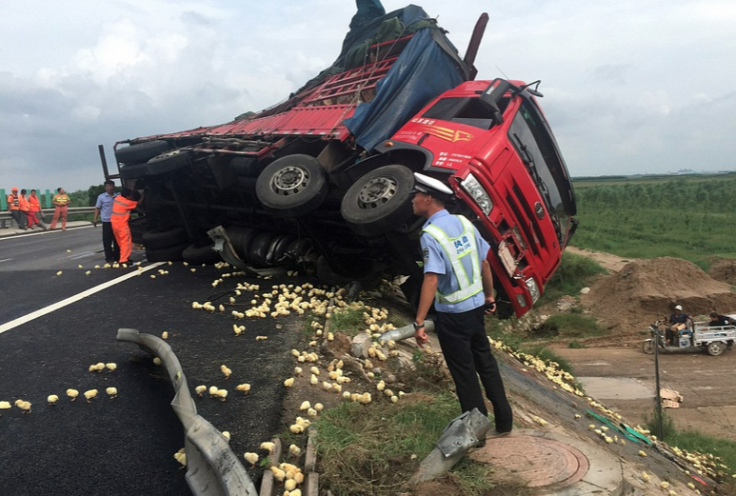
[117,328,257,496]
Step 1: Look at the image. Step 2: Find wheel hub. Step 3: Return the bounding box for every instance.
[272,166,309,195]
[357,176,397,209]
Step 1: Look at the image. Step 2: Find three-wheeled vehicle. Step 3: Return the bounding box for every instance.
[642,319,736,356]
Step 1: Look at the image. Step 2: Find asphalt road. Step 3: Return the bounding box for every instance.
[0,228,302,495]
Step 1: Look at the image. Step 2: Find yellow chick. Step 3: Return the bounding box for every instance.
[260,442,276,454]
[236,383,251,394]
[310,366,319,376]
[216,389,228,401]
[638,450,648,457]
[66,389,79,401]
[195,385,207,396]
[174,449,187,467]
[56,271,63,276]
[376,380,386,391]
[106,387,118,398]
[307,408,317,417]
[270,466,286,482]
[290,424,304,434]
[209,386,219,397]
[153,357,162,366]
[660,481,670,489]
[284,378,295,388]
[84,389,98,403]
[16,400,32,413]
[290,489,302,496]
[314,403,324,412]
[294,367,303,377]
[641,472,650,482]
[244,452,259,466]
[299,401,311,411]
[220,364,232,380]
[105,363,117,372]
[48,395,59,405]
[309,374,319,386]
[162,331,169,340]
[222,431,231,442]
[285,479,297,491]
[0,401,11,410]
[289,444,301,456]
[391,395,398,403]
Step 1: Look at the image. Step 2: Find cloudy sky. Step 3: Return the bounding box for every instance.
[2,0,735,191]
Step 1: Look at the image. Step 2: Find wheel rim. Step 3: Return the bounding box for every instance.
[709,342,724,355]
[357,176,398,210]
[271,166,309,196]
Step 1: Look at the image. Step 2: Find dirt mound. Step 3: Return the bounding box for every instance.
[582,257,736,337]
[708,259,736,285]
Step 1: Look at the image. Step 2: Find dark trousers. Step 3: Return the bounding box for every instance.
[436,306,513,432]
[102,221,119,261]
[11,210,27,228]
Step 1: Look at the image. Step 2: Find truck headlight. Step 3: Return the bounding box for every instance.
[460,173,493,216]
[525,277,540,304]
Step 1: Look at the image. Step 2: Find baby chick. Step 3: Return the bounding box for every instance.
[221,364,232,380]
[16,400,32,413]
[299,401,311,411]
[48,395,59,405]
[260,441,276,454]
[0,401,11,410]
[84,389,98,403]
[294,367,303,377]
[162,331,169,340]
[174,449,187,467]
[195,385,207,396]
[209,386,219,397]
[243,452,259,466]
[66,389,79,401]
[284,377,295,388]
[106,387,118,399]
[216,389,228,401]
[289,444,301,456]
[309,374,319,386]
[105,363,117,372]
[153,357,162,366]
[236,383,251,394]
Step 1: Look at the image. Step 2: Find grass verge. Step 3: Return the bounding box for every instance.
[538,252,607,305]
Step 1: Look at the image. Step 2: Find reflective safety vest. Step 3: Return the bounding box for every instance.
[18,195,30,212]
[7,194,19,210]
[28,195,41,212]
[111,196,137,224]
[422,215,483,304]
[53,194,70,206]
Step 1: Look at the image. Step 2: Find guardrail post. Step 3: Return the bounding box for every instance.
[1,189,6,211]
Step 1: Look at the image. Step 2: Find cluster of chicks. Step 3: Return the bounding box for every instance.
[0,361,120,414]
[242,442,306,496]
[191,364,255,402]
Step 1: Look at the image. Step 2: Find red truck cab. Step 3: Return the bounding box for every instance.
[375,78,577,316]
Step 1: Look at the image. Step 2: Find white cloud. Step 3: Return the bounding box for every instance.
[0,0,734,191]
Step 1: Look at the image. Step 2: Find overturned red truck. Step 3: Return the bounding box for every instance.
[103,3,577,318]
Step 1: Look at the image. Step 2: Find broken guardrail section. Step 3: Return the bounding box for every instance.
[117,328,258,496]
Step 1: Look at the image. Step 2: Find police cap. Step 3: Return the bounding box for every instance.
[411,173,453,202]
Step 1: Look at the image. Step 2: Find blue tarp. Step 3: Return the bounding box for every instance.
[345,27,468,151]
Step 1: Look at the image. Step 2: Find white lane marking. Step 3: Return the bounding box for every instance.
[0,262,165,335]
[70,251,96,260]
[0,258,13,263]
[0,225,94,241]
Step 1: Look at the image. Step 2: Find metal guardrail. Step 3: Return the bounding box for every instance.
[117,329,258,496]
[0,206,96,228]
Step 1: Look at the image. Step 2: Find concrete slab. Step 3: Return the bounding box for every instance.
[578,377,653,400]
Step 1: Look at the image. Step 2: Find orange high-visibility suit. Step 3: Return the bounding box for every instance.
[111,196,138,263]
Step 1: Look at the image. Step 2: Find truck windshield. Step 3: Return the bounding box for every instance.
[508,100,576,246]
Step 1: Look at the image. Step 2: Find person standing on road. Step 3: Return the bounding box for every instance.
[111,188,141,264]
[411,172,513,436]
[50,187,70,230]
[6,187,28,230]
[93,180,120,263]
[27,189,48,230]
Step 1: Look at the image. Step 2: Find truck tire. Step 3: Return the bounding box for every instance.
[119,162,151,180]
[115,140,170,165]
[341,164,415,236]
[142,227,188,250]
[129,217,148,245]
[256,154,328,217]
[145,242,188,262]
[146,149,192,176]
[182,243,221,265]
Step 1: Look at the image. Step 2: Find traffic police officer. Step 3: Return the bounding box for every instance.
[411,172,513,436]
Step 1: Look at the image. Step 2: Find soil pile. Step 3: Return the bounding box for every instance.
[708,259,736,286]
[582,257,736,338]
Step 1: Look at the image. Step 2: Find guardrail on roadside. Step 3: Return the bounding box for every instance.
[0,207,96,229]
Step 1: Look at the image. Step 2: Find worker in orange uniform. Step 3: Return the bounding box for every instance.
[50,187,70,230]
[27,189,48,230]
[111,188,141,264]
[6,187,28,230]
[18,189,35,229]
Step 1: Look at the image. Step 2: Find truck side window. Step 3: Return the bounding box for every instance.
[422,97,508,131]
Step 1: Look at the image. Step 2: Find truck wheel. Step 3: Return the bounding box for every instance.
[120,162,152,180]
[341,164,414,236]
[129,217,148,245]
[145,243,188,262]
[256,154,328,217]
[642,340,654,354]
[182,243,221,265]
[707,341,725,356]
[146,149,192,175]
[115,140,170,165]
[142,227,188,250]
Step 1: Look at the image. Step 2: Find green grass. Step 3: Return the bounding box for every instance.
[540,314,606,339]
[539,252,607,304]
[568,339,586,348]
[570,175,736,265]
[330,304,368,337]
[314,392,461,496]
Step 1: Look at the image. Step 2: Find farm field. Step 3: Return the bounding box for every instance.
[570,173,736,268]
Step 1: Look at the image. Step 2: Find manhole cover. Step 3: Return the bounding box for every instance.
[469,435,588,488]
